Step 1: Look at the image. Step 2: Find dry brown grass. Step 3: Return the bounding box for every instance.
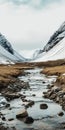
[0,63,34,77]
[41,65,65,75]
[15,59,65,68]
[32,59,65,67]
[0,63,35,88]
[56,75,65,84]
[41,63,65,90]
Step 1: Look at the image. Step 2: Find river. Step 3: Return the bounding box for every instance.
[0,68,65,130]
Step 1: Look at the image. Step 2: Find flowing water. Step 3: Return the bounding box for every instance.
[0,68,65,130]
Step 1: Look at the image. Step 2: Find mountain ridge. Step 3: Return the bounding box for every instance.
[0,33,26,64]
[33,21,65,61]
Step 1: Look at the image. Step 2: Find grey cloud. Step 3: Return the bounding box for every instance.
[0,0,63,9]
[0,0,30,5]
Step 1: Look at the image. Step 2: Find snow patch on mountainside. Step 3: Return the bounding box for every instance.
[34,37,65,62]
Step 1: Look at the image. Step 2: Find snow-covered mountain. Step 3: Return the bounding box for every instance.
[33,21,65,62]
[0,33,26,64]
[43,21,65,52]
[1,21,65,64]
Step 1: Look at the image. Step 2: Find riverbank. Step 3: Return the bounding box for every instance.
[0,63,34,90]
[41,64,65,111]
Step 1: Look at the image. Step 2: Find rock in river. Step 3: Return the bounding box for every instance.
[25,100,35,108]
[24,116,34,124]
[16,109,28,119]
[40,103,48,109]
[58,111,64,116]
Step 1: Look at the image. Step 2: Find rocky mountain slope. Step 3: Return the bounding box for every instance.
[43,21,65,52]
[33,21,65,61]
[0,33,26,63]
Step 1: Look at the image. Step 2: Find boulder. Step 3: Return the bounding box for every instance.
[16,109,28,119]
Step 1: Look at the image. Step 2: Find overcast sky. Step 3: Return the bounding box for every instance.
[0,0,65,53]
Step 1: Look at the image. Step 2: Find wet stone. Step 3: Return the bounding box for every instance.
[63,95,65,101]
[21,95,26,99]
[43,92,47,94]
[8,118,14,121]
[58,111,64,116]
[2,116,6,121]
[8,107,12,110]
[1,101,7,107]
[47,84,54,89]
[59,98,63,105]
[62,105,65,111]
[4,93,21,101]
[22,99,28,102]
[5,103,10,108]
[40,103,48,109]
[0,112,3,117]
[32,94,36,97]
[56,97,59,103]
[16,109,28,119]
[50,93,56,100]
[42,81,46,84]
[43,93,48,98]
[54,87,61,93]
[58,91,65,98]
[25,100,35,108]
[24,116,34,124]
